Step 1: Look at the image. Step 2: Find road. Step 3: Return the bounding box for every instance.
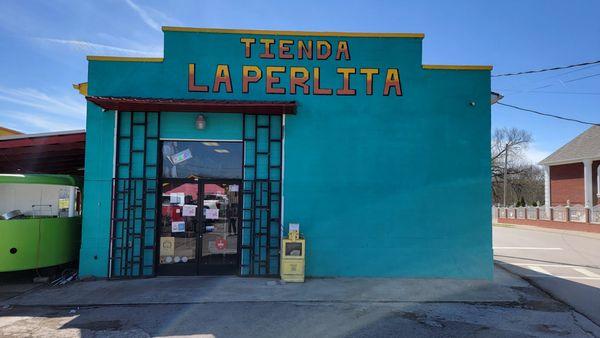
[494,224,600,326]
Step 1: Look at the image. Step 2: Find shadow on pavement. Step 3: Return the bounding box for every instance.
[1,265,599,337]
[495,254,600,270]
[496,260,600,327]
[0,270,42,302]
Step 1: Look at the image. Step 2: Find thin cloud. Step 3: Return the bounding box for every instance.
[523,144,551,165]
[95,32,163,55]
[38,38,161,57]
[0,86,85,117]
[124,0,181,32]
[2,111,84,133]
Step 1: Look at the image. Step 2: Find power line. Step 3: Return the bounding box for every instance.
[564,72,600,83]
[522,90,600,96]
[492,60,600,77]
[494,89,600,96]
[496,102,600,126]
[541,64,598,81]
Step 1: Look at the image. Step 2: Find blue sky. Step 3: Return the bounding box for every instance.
[0,0,598,163]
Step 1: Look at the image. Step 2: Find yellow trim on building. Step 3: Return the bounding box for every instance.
[0,126,22,136]
[162,26,425,38]
[422,64,493,71]
[72,82,88,96]
[87,56,164,62]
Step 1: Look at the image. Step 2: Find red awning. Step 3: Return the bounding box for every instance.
[86,96,297,115]
[0,130,85,175]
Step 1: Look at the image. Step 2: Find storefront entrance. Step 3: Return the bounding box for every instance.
[157,179,241,275]
[157,140,244,276]
[106,112,283,278]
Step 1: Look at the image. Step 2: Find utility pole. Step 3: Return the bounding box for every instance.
[503,144,509,207]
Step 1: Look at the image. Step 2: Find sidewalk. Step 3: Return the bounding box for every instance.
[5,268,525,307]
[496,218,600,234]
[494,222,600,238]
[1,265,599,337]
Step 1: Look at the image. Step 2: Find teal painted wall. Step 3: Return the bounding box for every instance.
[161,112,242,140]
[79,102,115,277]
[82,29,491,279]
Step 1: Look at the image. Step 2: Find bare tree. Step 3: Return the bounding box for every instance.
[491,128,542,206]
[491,128,532,164]
[509,164,545,205]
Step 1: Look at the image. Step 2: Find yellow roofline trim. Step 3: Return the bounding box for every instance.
[162,26,425,38]
[87,56,164,62]
[0,126,22,135]
[423,64,493,71]
[72,82,88,96]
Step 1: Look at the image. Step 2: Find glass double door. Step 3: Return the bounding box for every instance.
[157,179,241,275]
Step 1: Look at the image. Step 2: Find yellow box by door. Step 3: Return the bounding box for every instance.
[280,230,305,282]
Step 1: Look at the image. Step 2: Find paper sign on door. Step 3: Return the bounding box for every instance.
[169,193,185,206]
[160,237,175,256]
[182,204,197,217]
[204,209,219,220]
[171,221,185,233]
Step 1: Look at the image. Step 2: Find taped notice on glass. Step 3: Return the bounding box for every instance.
[204,208,219,220]
[170,193,185,206]
[229,184,239,192]
[171,221,185,233]
[160,237,175,256]
[182,204,197,217]
[170,148,192,164]
[58,198,70,209]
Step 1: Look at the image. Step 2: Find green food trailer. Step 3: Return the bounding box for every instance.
[0,174,82,272]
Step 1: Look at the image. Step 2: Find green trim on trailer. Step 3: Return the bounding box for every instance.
[0,174,82,188]
[0,217,81,272]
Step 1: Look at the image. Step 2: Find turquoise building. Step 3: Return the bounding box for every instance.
[79,27,493,279]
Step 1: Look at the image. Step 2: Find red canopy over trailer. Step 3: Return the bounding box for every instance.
[0,130,85,176]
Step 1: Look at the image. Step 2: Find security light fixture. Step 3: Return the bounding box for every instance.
[202,142,219,146]
[195,114,206,130]
[214,149,230,154]
[491,91,503,104]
